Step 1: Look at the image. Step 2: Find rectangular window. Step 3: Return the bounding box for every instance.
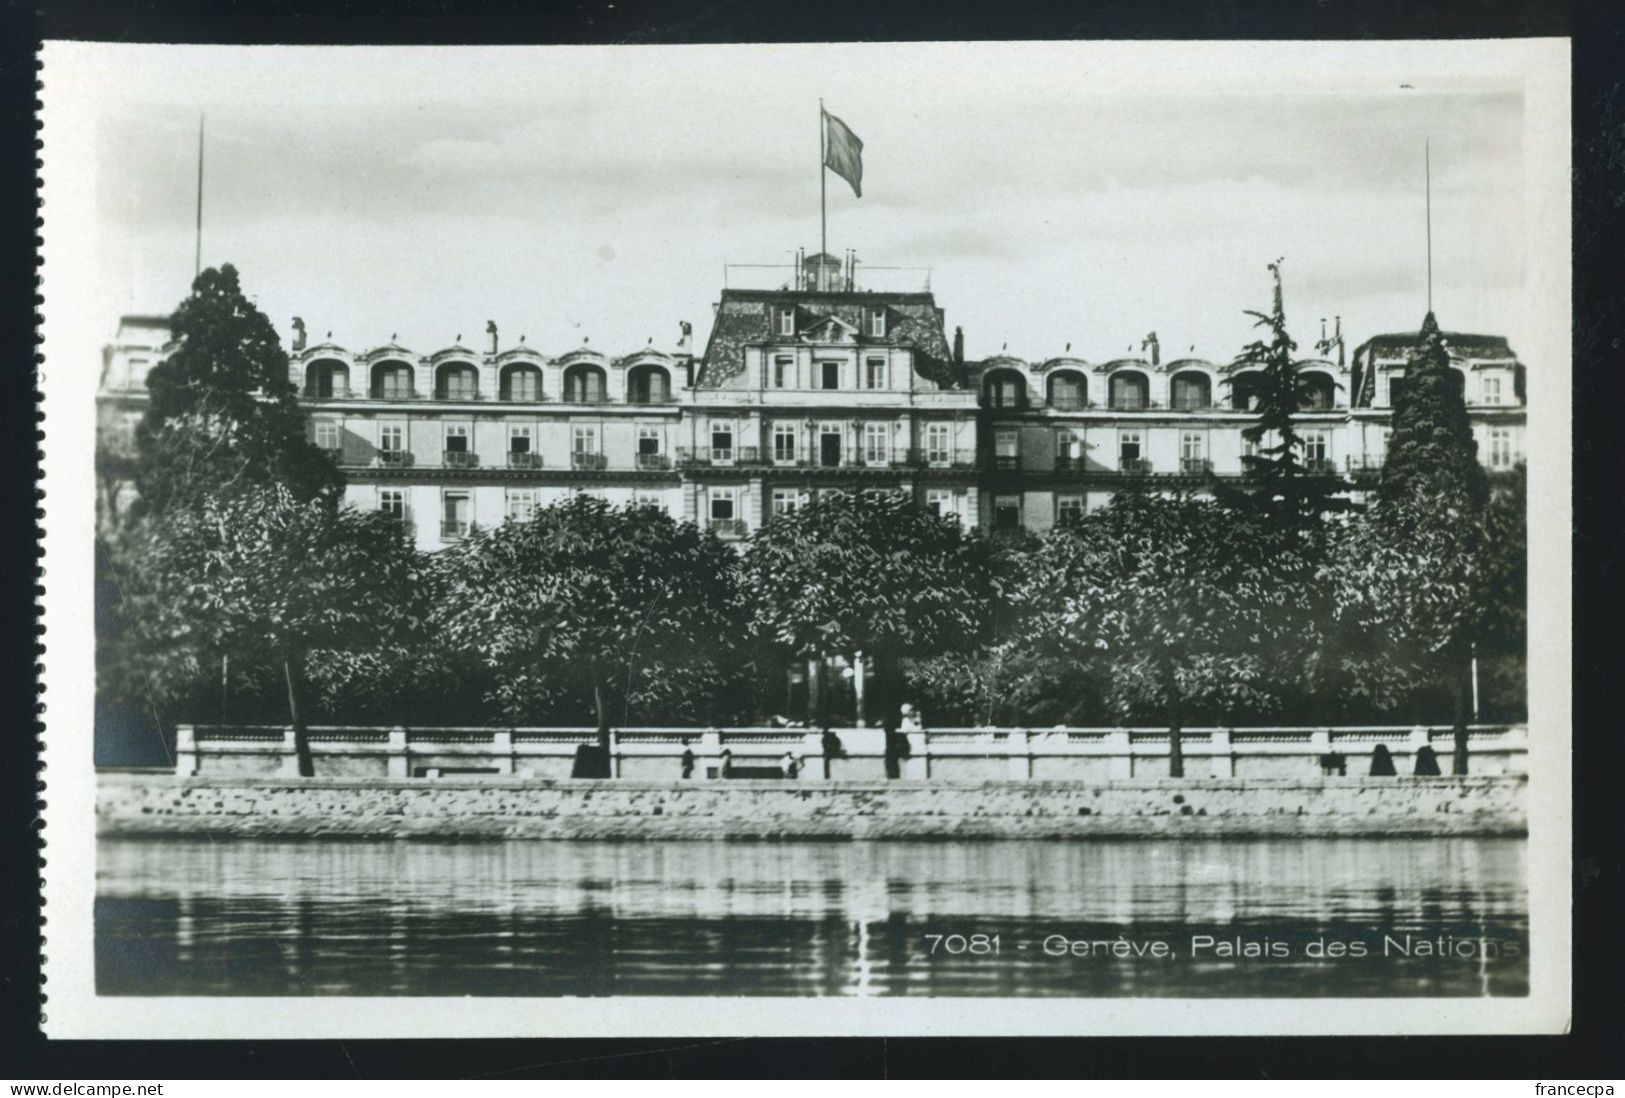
[1055,428,1081,468]
[865,357,887,389]
[1119,430,1143,471]
[994,495,1021,530]
[925,423,952,466]
[505,489,536,523]
[508,424,532,453]
[378,489,405,521]
[773,355,793,388]
[1180,431,1206,474]
[925,489,954,518]
[710,421,734,463]
[863,423,890,466]
[1482,376,1503,405]
[379,424,405,452]
[444,423,470,453]
[777,307,795,337]
[635,492,665,512]
[820,361,841,390]
[637,427,662,455]
[771,488,803,516]
[867,307,886,338]
[1489,427,1514,469]
[572,425,599,454]
[819,423,843,467]
[314,420,342,451]
[1303,430,1329,462]
[709,487,738,521]
[1056,495,1085,525]
[772,422,798,464]
[441,491,471,541]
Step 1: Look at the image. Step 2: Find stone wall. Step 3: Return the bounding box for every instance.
[98,770,1527,841]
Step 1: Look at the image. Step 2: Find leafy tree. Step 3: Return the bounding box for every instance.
[124,485,426,775]
[1333,314,1497,772]
[435,497,741,753]
[134,264,341,516]
[1221,259,1350,522]
[1014,493,1318,777]
[742,490,993,729]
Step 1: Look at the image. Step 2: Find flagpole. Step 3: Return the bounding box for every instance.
[1425,138,1432,315]
[819,99,827,291]
[194,111,205,282]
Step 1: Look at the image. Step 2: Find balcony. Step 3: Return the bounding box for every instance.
[992,455,1021,472]
[735,446,766,465]
[635,452,671,471]
[440,520,471,541]
[680,447,736,466]
[1119,457,1152,475]
[905,447,979,470]
[1180,457,1213,475]
[508,451,544,470]
[571,451,609,471]
[708,517,749,539]
[855,452,901,468]
[442,450,480,469]
[376,450,414,468]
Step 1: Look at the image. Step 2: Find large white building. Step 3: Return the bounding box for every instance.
[97,252,1527,544]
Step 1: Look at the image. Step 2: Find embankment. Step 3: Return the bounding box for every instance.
[96,770,1527,840]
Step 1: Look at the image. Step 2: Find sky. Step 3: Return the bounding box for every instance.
[70,42,1538,364]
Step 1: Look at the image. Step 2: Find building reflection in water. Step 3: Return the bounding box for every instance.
[96,838,1527,998]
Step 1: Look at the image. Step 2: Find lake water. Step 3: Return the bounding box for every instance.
[96,837,1527,997]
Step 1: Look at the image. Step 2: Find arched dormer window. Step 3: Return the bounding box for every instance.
[1297,371,1336,411]
[305,359,350,398]
[1230,371,1263,411]
[370,361,414,400]
[1108,370,1150,411]
[1047,371,1087,411]
[435,362,479,401]
[627,364,672,403]
[1169,371,1212,411]
[500,363,542,401]
[982,368,1026,410]
[564,363,608,403]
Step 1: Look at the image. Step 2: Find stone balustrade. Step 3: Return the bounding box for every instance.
[174,723,1529,781]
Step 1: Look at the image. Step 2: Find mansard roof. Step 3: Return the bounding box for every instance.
[1355,330,1517,363]
[697,288,957,389]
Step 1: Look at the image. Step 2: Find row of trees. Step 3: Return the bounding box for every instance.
[96,264,1526,776]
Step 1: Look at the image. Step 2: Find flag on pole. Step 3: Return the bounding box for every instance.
[823,109,863,198]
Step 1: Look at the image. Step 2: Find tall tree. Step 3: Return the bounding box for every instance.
[435,497,741,754]
[134,264,341,516]
[1221,259,1349,522]
[1336,313,1494,773]
[1015,493,1317,777]
[742,490,993,729]
[124,485,426,775]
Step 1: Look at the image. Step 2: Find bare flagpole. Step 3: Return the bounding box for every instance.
[194,112,205,281]
[819,99,827,290]
[1425,138,1432,314]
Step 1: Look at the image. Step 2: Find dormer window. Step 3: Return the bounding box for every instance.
[866,307,886,338]
[777,307,795,337]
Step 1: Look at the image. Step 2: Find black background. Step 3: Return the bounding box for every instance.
[4,0,1620,1079]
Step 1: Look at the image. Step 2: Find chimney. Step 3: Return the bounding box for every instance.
[953,326,965,367]
[291,317,306,352]
[1335,316,1345,367]
[1142,331,1160,366]
[486,320,498,355]
[678,320,693,353]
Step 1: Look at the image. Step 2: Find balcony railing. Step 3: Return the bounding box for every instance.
[369,389,419,401]
[1304,457,1336,475]
[992,455,1021,472]
[376,450,414,468]
[708,517,748,538]
[571,451,609,471]
[442,450,480,469]
[508,451,544,470]
[440,520,471,541]
[902,447,979,469]
[635,452,671,471]
[1180,457,1213,475]
[1054,455,1087,474]
[435,389,482,401]
[1119,457,1152,475]
[305,388,353,400]
[736,446,766,465]
[1047,398,1091,412]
